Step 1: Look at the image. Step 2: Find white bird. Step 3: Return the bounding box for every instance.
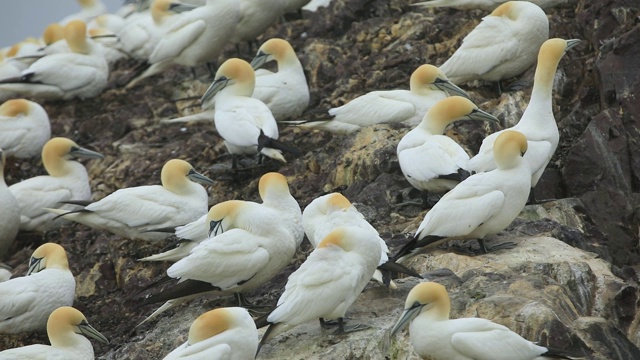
[0,20,109,101]
[0,149,19,257]
[60,0,108,25]
[162,307,258,360]
[139,172,301,323]
[257,226,382,351]
[140,171,302,261]
[0,243,75,334]
[302,0,332,12]
[127,0,241,87]
[302,192,393,286]
[202,58,301,165]
[45,159,212,241]
[438,1,549,90]
[230,0,286,47]
[0,306,108,360]
[290,64,469,134]
[0,99,51,158]
[412,0,567,11]
[467,38,580,200]
[9,137,104,232]
[391,282,579,360]
[391,130,531,261]
[397,96,498,193]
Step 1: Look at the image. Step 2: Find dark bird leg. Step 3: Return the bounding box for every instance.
[333,317,370,335]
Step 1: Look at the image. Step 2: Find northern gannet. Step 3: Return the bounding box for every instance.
[0,149,19,257]
[466,38,581,200]
[0,99,51,158]
[0,243,75,334]
[0,20,109,101]
[9,137,104,232]
[257,226,382,351]
[126,0,241,87]
[412,0,568,11]
[230,0,286,48]
[60,0,108,25]
[290,64,469,134]
[203,58,300,165]
[249,38,310,121]
[391,130,531,260]
[391,282,579,360]
[438,1,549,91]
[0,306,108,359]
[162,307,258,359]
[46,159,212,241]
[397,96,498,193]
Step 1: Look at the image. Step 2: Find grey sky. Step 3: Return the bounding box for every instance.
[0,0,124,48]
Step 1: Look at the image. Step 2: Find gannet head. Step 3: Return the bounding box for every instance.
[151,0,194,24]
[317,227,353,251]
[323,193,352,214]
[410,64,469,99]
[391,282,451,336]
[65,20,90,54]
[258,172,291,202]
[534,38,581,85]
[27,242,70,275]
[48,306,109,348]
[421,96,498,134]
[201,58,255,103]
[41,137,104,177]
[0,98,31,117]
[160,159,213,194]
[42,23,64,46]
[187,307,236,345]
[490,1,520,19]
[250,38,297,70]
[77,0,99,9]
[493,130,528,170]
[206,200,243,237]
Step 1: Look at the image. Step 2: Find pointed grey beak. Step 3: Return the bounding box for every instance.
[566,39,581,51]
[208,219,223,237]
[390,304,422,337]
[201,76,229,104]
[187,168,214,185]
[70,146,104,160]
[77,320,110,344]
[467,108,499,123]
[27,256,43,276]
[169,2,198,13]
[434,78,469,99]
[250,51,270,70]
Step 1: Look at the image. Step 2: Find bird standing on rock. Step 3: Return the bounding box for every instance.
[0,99,51,159]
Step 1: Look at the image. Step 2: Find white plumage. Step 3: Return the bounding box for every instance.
[0,99,51,158]
[467,38,581,188]
[0,243,75,334]
[412,0,567,11]
[0,149,19,257]
[46,159,212,241]
[439,1,549,86]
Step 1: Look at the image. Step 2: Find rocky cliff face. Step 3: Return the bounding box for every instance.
[1,0,639,359]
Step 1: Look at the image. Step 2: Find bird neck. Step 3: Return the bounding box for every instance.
[43,155,74,177]
[530,57,559,109]
[422,300,450,322]
[50,331,92,351]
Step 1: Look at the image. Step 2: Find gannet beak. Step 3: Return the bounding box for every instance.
[390,303,422,337]
[468,108,499,123]
[249,51,269,70]
[90,34,118,39]
[566,39,581,51]
[434,78,470,99]
[208,220,222,237]
[201,76,229,104]
[27,256,43,275]
[187,169,214,185]
[77,320,110,344]
[70,146,105,159]
[169,2,198,13]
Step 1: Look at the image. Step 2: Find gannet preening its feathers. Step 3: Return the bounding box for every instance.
[438,1,549,90]
[0,149,19,257]
[467,38,581,199]
[0,99,51,159]
[9,137,104,232]
[391,282,581,360]
[46,159,213,241]
[392,130,531,261]
[0,306,108,360]
[397,96,499,193]
[257,226,382,352]
[0,20,109,101]
[412,0,567,11]
[288,64,469,134]
[203,58,301,165]
[249,38,310,121]
[0,243,75,334]
[162,307,258,359]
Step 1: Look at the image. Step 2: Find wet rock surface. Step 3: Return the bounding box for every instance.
[1,0,640,359]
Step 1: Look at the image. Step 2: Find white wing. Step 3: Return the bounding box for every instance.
[149,18,206,64]
[399,136,469,182]
[328,90,417,127]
